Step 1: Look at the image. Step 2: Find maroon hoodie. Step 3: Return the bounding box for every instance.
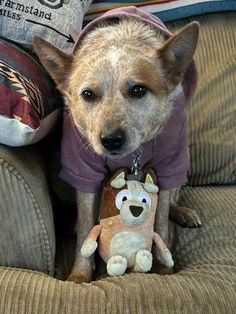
[60,6,197,193]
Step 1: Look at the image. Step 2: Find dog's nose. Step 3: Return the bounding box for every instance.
[101,128,126,151]
[129,205,143,217]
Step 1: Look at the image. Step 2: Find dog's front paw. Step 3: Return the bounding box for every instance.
[67,256,94,283]
[67,271,92,284]
[170,206,201,228]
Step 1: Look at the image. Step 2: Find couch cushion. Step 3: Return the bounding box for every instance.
[0,183,235,313]
[166,13,236,185]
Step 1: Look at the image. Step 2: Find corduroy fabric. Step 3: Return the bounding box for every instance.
[0,185,235,313]
[0,11,235,314]
[0,145,55,275]
[167,13,236,185]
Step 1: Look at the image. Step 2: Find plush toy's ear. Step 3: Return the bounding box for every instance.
[143,169,159,193]
[109,168,128,189]
[100,169,128,219]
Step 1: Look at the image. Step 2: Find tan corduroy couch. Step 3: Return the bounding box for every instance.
[0,12,235,314]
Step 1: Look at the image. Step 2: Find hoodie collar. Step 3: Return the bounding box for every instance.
[73,6,172,52]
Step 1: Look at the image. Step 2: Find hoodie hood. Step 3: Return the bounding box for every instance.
[73,6,197,104]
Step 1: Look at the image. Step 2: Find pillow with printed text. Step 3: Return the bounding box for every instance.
[0,0,93,53]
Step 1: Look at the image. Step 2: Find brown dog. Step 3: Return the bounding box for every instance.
[34,6,201,283]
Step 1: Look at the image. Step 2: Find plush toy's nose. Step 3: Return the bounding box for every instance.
[129,205,143,217]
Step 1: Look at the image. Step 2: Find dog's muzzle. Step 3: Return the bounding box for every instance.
[100,128,126,152]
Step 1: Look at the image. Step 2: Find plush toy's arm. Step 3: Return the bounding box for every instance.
[153,232,174,268]
[81,225,102,258]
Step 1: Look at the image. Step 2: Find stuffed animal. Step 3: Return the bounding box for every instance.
[81,169,174,276]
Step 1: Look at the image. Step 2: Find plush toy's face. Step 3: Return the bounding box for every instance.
[111,171,159,227]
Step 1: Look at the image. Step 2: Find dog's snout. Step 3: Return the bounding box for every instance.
[101,128,126,151]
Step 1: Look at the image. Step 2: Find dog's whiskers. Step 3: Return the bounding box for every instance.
[80,133,93,151]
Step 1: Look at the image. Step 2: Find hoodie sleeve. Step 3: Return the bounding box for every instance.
[59,112,107,193]
[152,118,190,189]
[149,92,190,189]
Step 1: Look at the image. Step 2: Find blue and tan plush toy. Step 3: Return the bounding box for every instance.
[81,169,174,276]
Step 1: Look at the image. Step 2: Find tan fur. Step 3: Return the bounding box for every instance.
[34,19,199,157]
[67,191,98,283]
[33,16,200,283]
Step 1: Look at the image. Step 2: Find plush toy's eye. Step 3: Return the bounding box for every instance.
[115,189,132,209]
[138,191,151,209]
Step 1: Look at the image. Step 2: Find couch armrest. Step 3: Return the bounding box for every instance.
[0,144,55,275]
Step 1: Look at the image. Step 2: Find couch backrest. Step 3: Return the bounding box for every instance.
[168,13,236,186]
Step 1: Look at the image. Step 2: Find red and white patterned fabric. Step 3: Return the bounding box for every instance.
[0,38,63,146]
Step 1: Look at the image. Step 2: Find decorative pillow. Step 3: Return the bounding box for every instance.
[85,0,236,23]
[0,0,93,53]
[0,37,63,147]
[167,13,236,185]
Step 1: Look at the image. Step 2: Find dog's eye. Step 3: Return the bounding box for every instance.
[81,89,96,102]
[129,85,148,98]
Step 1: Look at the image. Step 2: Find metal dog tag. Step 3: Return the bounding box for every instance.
[127,147,143,181]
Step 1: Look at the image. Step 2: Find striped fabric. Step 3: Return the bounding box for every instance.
[85,0,236,22]
[0,145,55,276]
[0,184,236,313]
[165,13,236,185]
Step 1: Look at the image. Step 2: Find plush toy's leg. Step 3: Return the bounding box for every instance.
[133,250,153,273]
[107,255,127,276]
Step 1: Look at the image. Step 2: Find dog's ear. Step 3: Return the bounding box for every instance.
[33,36,73,91]
[158,22,199,85]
